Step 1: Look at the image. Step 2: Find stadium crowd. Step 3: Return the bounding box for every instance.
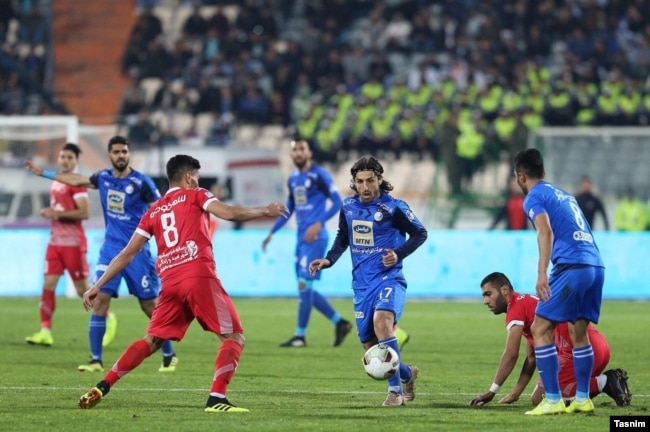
[2,1,650,172]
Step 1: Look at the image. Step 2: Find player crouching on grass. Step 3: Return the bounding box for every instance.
[78,154,289,412]
[468,272,631,410]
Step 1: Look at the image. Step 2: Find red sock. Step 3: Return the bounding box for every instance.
[40,290,56,330]
[103,339,152,387]
[210,339,243,395]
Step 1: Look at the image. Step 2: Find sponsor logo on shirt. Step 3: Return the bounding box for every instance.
[294,185,307,206]
[352,220,374,246]
[107,190,125,213]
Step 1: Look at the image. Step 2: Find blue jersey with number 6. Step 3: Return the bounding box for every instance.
[523,181,604,268]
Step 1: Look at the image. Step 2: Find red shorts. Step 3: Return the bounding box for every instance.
[147,276,243,341]
[537,329,611,397]
[44,244,89,281]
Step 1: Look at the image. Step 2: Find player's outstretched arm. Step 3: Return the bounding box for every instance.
[499,341,536,404]
[469,325,524,407]
[82,233,148,310]
[207,200,289,222]
[24,160,95,188]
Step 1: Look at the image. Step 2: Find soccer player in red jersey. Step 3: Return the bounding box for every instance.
[25,143,90,347]
[78,154,289,412]
[468,272,631,408]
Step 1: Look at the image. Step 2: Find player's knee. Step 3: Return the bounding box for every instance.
[224,332,245,347]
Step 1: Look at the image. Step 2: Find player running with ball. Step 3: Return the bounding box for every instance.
[309,155,427,406]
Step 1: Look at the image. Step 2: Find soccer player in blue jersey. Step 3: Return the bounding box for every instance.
[513,148,606,415]
[309,155,427,406]
[25,136,177,373]
[262,138,353,347]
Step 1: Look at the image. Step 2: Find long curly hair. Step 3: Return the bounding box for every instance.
[349,155,394,194]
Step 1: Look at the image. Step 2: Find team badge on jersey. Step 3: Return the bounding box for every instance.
[107,189,125,213]
[125,184,134,194]
[294,186,307,205]
[374,211,383,221]
[352,220,374,246]
[186,240,198,258]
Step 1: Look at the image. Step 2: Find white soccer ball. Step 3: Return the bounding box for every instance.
[362,344,399,380]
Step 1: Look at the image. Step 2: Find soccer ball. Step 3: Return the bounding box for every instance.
[362,344,399,380]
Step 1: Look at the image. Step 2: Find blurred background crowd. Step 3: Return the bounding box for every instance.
[1,0,650,229]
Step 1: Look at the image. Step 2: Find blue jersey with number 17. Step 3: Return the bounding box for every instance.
[523,181,604,267]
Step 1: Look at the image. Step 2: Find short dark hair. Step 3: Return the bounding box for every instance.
[291,137,311,150]
[107,135,129,152]
[166,154,201,183]
[61,142,81,158]
[350,155,393,193]
[480,272,514,291]
[513,148,544,179]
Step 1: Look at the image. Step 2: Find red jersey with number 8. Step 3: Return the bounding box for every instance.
[136,187,218,285]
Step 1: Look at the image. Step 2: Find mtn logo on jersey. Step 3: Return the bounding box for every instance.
[107,190,126,213]
[352,220,374,246]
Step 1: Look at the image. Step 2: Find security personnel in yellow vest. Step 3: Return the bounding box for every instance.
[438,108,463,196]
[417,111,439,161]
[544,85,573,125]
[522,105,544,131]
[614,188,647,231]
[595,87,620,125]
[391,109,420,160]
[368,108,395,156]
[456,115,486,193]
[314,120,342,164]
[360,75,384,102]
[619,89,641,125]
[575,86,596,126]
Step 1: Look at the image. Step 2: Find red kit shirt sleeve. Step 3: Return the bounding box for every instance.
[505,293,538,345]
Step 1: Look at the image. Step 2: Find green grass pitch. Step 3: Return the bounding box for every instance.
[1,297,646,432]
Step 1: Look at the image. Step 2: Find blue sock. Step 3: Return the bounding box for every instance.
[573,345,594,399]
[379,336,402,393]
[399,361,412,383]
[312,290,340,324]
[161,340,174,357]
[89,314,106,361]
[535,343,560,402]
[296,289,314,336]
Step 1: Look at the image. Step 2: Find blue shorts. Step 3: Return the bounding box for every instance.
[536,265,604,324]
[94,244,160,301]
[295,237,328,281]
[354,279,406,344]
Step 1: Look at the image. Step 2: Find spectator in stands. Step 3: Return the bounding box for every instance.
[206,111,233,147]
[576,176,610,231]
[117,77,147,122]
[127,108,157,148]
[139,37,170,79]
[207,6,230,38]
[181,5,208,42]
[237,82,269,124]
[0,0,16,45]
[17,4,47,46]
[0,73,26,115]
[133,6,162,45]
[193,77,222,115]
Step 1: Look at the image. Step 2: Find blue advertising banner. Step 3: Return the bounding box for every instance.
[1,229,647,299]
